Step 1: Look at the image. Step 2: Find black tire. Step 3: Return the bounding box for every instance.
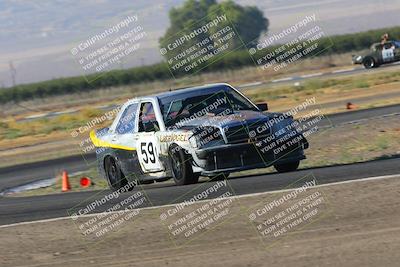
[363,57,378,69]
[104,156,128,190]
[274,160,300,173]
[168,145,199,185]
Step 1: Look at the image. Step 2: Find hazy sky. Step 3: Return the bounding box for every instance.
[0,0,399,87]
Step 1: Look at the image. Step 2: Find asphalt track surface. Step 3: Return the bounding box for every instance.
[1,103,399,193]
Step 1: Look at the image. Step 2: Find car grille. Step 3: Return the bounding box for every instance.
[224,121,271,144]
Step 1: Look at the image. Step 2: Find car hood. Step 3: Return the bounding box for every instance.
[176,110,281,130]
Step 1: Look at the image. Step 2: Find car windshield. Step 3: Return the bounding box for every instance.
[159,85,258,127]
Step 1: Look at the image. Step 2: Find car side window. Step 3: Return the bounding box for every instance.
[138,102,160,132]
[115,103,138,134]
[383,42,393,49]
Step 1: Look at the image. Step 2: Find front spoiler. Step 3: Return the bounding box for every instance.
[195,139,307,176]
[200,155,306,176]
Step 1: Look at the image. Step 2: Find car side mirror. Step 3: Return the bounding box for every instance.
[257,103,268,111]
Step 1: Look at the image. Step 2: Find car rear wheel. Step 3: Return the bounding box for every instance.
[274,160,300,173]
[363,57,377,69]
[104,156,128,190]
[169,145,199,185]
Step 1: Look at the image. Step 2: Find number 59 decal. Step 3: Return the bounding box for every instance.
[137,135,163,172]
[141,142,156,164]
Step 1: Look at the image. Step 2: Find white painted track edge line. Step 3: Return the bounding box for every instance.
[332,68,356,73]
[272,77,294,82]
[300,72,323,78]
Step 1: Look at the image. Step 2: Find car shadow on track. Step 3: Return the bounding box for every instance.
[223,153,400,180]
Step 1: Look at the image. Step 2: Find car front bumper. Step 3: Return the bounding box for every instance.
[195,136,308,175]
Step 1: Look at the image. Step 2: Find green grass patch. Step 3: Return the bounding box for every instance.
[0,108,110,140]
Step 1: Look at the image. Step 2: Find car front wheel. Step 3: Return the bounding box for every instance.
[169,145,199,185]
[274,160,300,173]
[363,57,378,69]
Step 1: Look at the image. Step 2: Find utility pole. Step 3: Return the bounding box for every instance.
[9,61,16,86]
[7,61,39,112]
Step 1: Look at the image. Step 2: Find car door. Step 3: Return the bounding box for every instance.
[135,101,164,173]
[382,42,395,63]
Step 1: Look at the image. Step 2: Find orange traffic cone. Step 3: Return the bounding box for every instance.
[62,171,71,192]
[346,102,356,110]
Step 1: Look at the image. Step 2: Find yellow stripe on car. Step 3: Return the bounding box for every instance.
[89,130,136,151]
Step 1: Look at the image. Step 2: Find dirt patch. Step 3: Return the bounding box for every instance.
[301,114,400,167]
[1,176,400,267]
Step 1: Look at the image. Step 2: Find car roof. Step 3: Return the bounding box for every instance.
[151,83,231,100]
[122,83,232,106]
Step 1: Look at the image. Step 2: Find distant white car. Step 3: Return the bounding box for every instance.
[90,83,309,189]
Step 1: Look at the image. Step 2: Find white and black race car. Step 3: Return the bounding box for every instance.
[90,83,309,189]
[352,41,400,68]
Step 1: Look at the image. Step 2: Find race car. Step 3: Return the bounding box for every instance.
[352,41,400,69]
[90,83,309,189]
